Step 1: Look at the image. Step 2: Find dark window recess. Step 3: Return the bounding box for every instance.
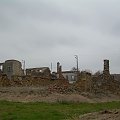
[7,66,12,72]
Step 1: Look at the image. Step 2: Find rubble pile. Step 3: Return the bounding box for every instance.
[0,74,10,87]
[0,73,119,96]
[10,76,52,87]
[0,74,52,87]
[106,80,120,95]
[48,79,72,94]
[75,80,91,92]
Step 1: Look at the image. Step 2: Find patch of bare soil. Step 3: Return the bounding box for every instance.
[78,109,120,120]
[0,87,119,103]
[0,87,93,102]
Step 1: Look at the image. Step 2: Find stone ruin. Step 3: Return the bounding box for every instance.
[75,71,92,92]
[103,59,111,81]
[91,60,120,95]
[57,62,67,80]
[0,60,119,95]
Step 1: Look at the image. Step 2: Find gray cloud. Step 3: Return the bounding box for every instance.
[0,0,120,73]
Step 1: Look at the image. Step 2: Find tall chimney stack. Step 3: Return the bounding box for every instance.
[103,59,110,80]
[57,62,60,73]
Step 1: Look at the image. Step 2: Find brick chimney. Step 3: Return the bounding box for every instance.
[56,62,65,79]
[103,59,110,80]
[57,62,60,73]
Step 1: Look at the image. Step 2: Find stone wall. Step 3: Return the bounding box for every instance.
[75,71,92,92]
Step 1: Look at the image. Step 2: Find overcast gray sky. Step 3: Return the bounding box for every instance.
[0,0,120,73]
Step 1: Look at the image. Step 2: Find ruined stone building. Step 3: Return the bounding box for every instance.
[75,71,92,92]
[0,59,51,80]
[92,60,109,83]
[0,60,23,79]
[26,67,51,78]
[62,71,77,83]
[55,62,77,83]
[91,59,120,94]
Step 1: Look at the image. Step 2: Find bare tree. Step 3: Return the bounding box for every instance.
[71,67,80,72]
[94,70,103,76]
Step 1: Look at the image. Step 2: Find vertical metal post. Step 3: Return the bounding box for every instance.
[75,55,79,81]
[51,62,52,73]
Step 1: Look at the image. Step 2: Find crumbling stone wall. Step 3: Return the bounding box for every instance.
[57,62,66,80]
[26,67,51,79]
[75,71,92,92]
[91,74,120,95]
[90,60,120,95]
[3,60,23,79]
[0,74,10,87]
[10,75,52,87]
[0,73,52,87]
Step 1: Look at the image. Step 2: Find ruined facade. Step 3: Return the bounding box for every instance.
[91,59,120,94]
[75,71,92,92]
[0,60,23,79]
[26,67,51,78]
[62,71,77,83]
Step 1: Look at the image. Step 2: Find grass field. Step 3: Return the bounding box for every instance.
[0,101,120,120]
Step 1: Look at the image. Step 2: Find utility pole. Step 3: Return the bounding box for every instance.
[51,62,52,73]
[75,55,78,72]
[75,55,79,81]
